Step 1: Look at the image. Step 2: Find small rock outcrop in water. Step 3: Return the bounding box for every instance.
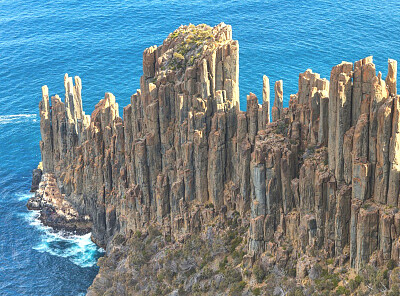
[30,23,400,294]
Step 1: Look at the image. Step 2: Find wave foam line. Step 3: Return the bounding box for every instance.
[0,114,37,125]
[16,192,34,201]
[23,210,104,268]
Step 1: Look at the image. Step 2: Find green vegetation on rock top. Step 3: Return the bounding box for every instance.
[165,24,221,71]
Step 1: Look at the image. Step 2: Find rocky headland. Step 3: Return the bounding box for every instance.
[29,23,400,295]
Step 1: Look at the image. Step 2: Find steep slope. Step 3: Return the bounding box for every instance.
[30,23,400,295]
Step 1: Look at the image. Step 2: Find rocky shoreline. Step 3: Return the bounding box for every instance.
[30,23,400,295]
[27,172,92,235]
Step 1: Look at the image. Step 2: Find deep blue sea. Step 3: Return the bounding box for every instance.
[1,0,400,295]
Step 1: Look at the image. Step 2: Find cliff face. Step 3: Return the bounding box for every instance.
[39,23,241,248]
[35,23,400,294]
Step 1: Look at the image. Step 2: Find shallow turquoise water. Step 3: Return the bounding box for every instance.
[0,1,399,295]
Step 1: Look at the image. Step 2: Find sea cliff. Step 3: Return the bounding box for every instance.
[30,23,400,295]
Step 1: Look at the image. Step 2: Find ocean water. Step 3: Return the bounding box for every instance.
[1,0,399,295]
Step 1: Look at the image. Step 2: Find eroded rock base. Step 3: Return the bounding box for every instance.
[27,173,92,234]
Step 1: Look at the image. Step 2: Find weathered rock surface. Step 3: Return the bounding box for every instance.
[30,23,400,295]
[27,173,92,234]
[30,165,42,192]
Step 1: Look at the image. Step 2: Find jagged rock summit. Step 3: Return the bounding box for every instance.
[30,23,400,295]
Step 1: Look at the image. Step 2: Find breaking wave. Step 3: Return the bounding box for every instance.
[24,211,104,268]
[16,193,33,201]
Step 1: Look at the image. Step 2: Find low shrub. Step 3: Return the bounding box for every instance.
[253,264,266,283]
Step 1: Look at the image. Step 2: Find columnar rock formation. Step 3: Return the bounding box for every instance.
[36,23,400,275]
[271,80,283,122]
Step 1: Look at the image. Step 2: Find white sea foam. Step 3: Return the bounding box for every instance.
[0,114,37,125]
[23,210,104,268]
[16,192,34,201]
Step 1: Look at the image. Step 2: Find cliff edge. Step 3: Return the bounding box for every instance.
[30,23,400,295]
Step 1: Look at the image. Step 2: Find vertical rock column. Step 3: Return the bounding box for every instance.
[352,57,373,125]
[386,60,399,206]
[261,75,270,129]
[335,72,352,182]
[50,94,67,171]
[272,80,283,122]
[373,97,393,204]
[355,206,379,270]
[328,62,352,173]
[236,112,251,214]
[193,129,208,203]
[334,185,352,256]
[39,85,54,172]
[369,72,389,202]
[352,114,370,201]
[386,59,397,96]
[388,95,400,207]
[247,93,259,146]
[327,62,353,181]
[207,112,227,209]
[318,95,329,146]
[249,146,266,255]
